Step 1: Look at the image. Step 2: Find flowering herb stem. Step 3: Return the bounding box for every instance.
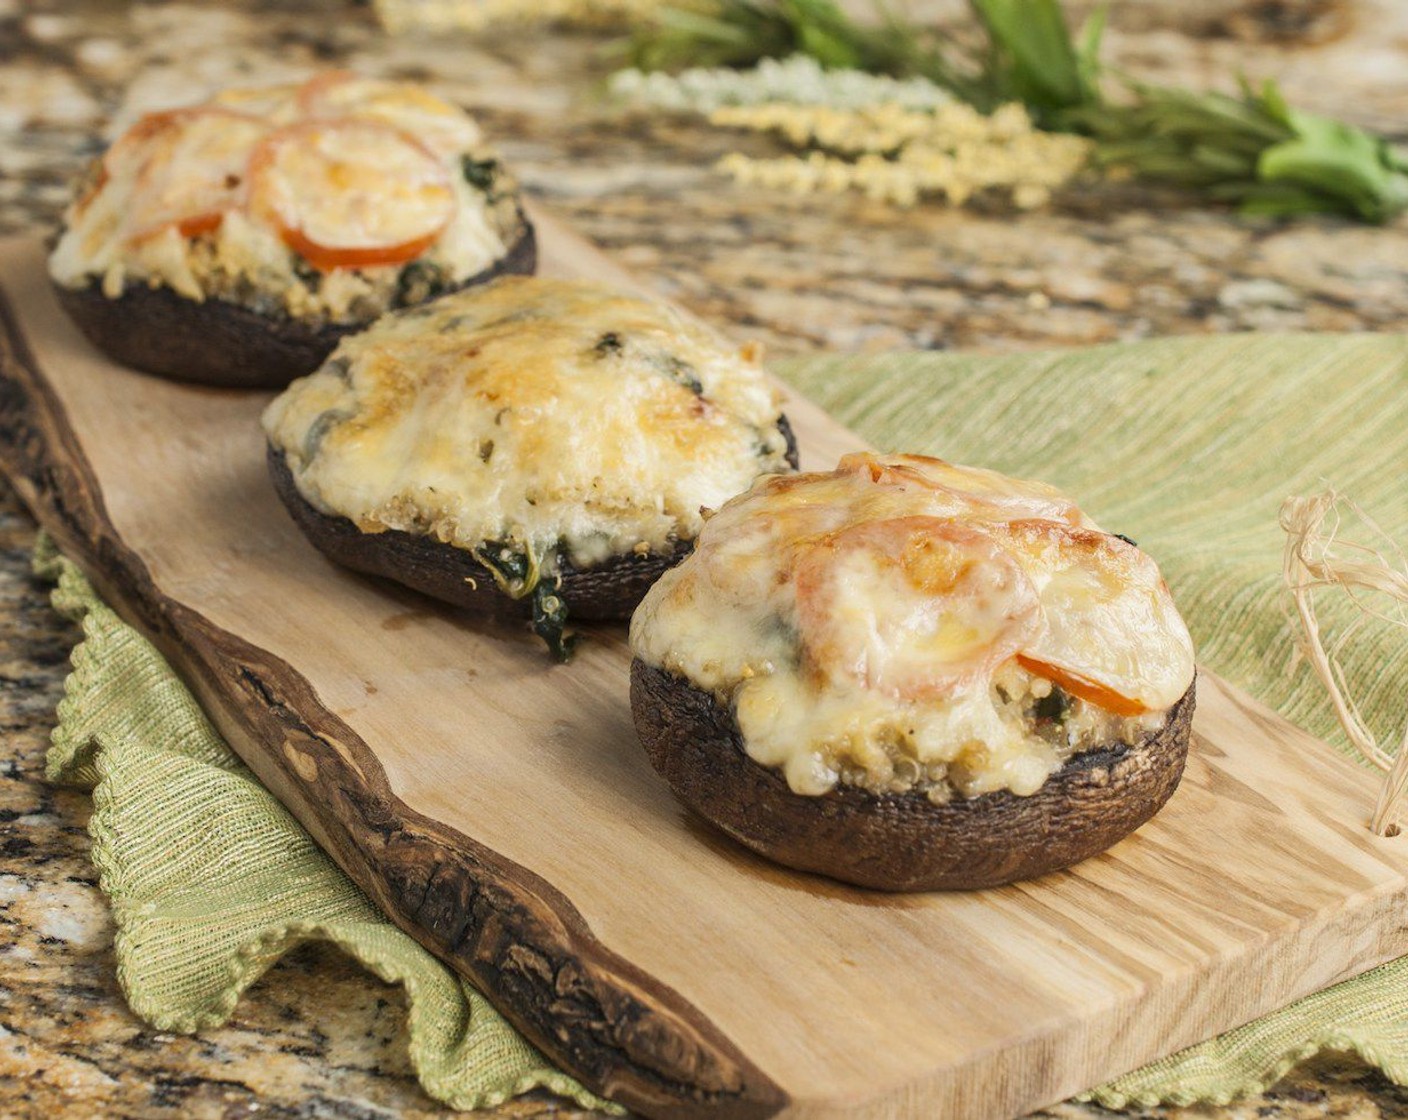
[626,0,1408,223]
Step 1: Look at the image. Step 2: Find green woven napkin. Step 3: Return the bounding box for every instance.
[776,332,1408,1107]
[39,332,1408,1111]
[36,536,617,1115]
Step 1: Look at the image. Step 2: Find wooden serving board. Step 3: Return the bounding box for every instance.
[4,215,1408,1120]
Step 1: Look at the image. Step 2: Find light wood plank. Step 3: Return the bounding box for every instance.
[2,229,1406,1120]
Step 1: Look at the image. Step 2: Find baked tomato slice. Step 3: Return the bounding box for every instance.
[101,107,267,244]
[248,119,456,272]
[296,71,483,158]
[998,520,1195,715]
[793,516,1042,701]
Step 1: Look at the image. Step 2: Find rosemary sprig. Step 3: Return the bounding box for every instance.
[625,0,979,102]
[626,0,1408,224]
[1081,79,1408,223]
[627,0,870,73]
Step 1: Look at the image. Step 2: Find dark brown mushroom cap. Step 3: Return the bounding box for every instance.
[51,211,536,389]
[268,417,798,622]
[630,658,1195,892]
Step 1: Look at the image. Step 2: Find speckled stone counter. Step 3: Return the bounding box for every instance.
[4,1,1408,1117]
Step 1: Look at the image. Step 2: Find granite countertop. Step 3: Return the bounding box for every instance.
[4,1,1408,1116]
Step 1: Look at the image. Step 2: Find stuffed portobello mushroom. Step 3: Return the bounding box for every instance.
[263,276,799,657]
[49,72,534,387]
[629,452,1197,891]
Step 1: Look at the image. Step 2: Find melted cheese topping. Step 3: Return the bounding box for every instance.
[209,83,303,122]
[630,453,1196,799]
[298,73,484,158]
[49,74,517,324]
[123,110,267,240]
[262,277,794,571]
[249,120,455,254]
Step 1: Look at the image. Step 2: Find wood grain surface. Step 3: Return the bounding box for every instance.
[3,219,1408,1120]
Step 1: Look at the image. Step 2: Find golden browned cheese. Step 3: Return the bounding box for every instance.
[262,277,794,570]
[630,453,1196,799]
[48,75,515,324]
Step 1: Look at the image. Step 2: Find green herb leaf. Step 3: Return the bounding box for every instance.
[627,0,945,79]
[629,1,816,72]
[461,156,499,195]
[394,261,450,307]
[1085,78,1408,224]
[1074,4,1106,92]
[592,331,625,358]
[968,0,1098,124]
[652,352,705,394]
[1034,685,1069,722]
[1260,109,1408,222]
[471,540,541,599]
[1227,181,1346,218]
[470,540,578,660]
[531,582,578,663]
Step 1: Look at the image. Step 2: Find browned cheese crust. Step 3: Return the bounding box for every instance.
[268,420,798,622]
[630,658,1195,891]
[53,214,536,389]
